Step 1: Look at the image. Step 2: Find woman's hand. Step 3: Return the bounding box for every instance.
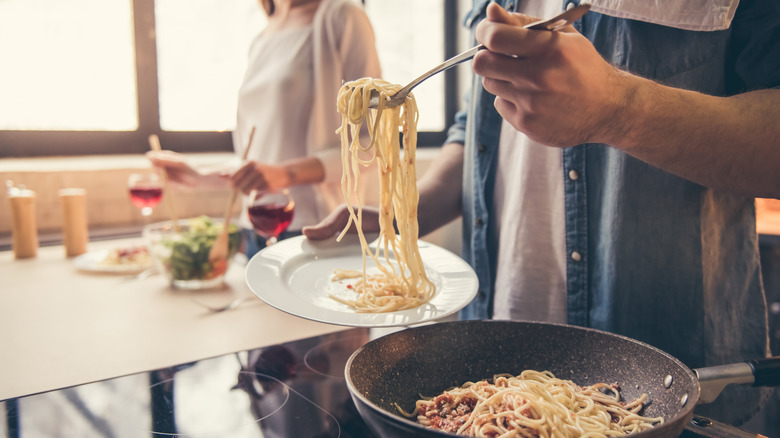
[146,150,231,190]
[302,204,381,241]
[145,150,204,190]
[231,161,292,194]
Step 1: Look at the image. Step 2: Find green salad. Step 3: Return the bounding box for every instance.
[160,216,241,281]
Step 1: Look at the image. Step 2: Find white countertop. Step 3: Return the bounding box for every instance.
[0,237,347,401]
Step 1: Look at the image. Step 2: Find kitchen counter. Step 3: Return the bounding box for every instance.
[0,238,348,402]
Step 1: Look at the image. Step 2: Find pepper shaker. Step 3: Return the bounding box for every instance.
[59,188,89,257]
[8,189,39,259]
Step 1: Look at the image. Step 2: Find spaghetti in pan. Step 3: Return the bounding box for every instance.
[400,370,664,437]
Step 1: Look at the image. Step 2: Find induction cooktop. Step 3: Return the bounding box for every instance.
[3,328,376,438]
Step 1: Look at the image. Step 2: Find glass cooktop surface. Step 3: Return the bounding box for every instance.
[2,325,777,438]
[3,328,376,438]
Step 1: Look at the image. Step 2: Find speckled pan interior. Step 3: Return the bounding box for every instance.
[346,320,699,438]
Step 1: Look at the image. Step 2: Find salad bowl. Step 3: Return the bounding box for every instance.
[143,216,241,289]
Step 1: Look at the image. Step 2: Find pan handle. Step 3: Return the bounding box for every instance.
[748,357,780,386]
[685,415,768,438]
[695,356,780,404]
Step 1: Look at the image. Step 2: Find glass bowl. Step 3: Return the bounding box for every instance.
[143,216,241,290]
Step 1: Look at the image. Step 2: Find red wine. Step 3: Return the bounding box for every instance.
[248,202,294,238]
[129,186,163,209]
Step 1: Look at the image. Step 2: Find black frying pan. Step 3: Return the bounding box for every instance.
[345,320,780,438]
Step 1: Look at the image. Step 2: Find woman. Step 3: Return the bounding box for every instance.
[148,0,381,257]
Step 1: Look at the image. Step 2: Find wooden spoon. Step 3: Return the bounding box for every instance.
[208,126,257,268]
[148,134,180,232]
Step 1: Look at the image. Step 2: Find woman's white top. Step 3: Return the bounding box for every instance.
[233,0,381,231]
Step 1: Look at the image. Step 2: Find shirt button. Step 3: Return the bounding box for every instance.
[478,289,486,299]
[571,251,582,261]
[478,144,487,153]
[568,169,579,180]
[475,217,484,227]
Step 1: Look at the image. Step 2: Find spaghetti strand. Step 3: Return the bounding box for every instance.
[331,78,435,313]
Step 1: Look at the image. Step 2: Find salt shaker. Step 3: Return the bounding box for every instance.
[8,189,39,259]
[59,188,89,257]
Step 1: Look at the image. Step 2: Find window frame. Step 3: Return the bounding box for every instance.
[0,0,459,158]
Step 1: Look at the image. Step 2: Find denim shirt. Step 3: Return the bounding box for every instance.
[448,0,780,425]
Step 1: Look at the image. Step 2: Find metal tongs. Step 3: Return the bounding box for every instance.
[367,3,591,109]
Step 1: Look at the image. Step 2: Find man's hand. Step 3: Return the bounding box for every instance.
[473,3,634,148]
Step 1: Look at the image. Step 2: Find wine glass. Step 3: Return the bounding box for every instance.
[247,189,295,246]
[128,172,163,217]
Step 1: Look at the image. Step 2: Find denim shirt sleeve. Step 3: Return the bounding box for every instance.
[444,108,468,146]
[455,0,508,321]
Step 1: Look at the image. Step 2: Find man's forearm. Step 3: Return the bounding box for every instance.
[610,79,780,198]
[416,142,466,236]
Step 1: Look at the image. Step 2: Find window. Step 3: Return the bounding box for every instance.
[0,0,459,158]
[0,0,137,131]
[155,0,265,132]
[365,0,446,132]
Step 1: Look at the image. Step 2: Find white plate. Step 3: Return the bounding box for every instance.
[73,249,154,274]
[245,235,478,327]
